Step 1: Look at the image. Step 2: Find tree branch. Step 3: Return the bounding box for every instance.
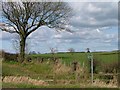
[0,27,16,33]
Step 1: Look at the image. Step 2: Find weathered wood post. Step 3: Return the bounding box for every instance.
[86,48,94,84]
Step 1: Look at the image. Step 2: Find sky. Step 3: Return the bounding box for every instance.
[0,1,118,53]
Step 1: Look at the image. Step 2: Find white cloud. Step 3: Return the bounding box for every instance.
[87,3,102,13]
[0,31,17,40]
[69,2,118,29]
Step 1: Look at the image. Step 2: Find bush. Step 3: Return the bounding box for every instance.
[2,51,18,62]
[101,61,118,73]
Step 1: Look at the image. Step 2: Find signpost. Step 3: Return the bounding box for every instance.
[86,48,93,84]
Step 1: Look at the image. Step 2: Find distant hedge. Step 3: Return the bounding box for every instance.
[1,51,18,62]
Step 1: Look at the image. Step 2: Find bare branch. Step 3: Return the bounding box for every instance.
[0,27,16,33]
[5,23,19,33]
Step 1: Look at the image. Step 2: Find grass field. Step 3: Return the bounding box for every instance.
[30,51,118,64]
[2,51,119,88]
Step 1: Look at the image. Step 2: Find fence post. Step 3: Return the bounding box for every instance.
[91,54,93,84]
[86,48,94,84]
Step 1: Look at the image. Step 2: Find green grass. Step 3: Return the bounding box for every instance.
[2,82,81,88]
[30,52,118,64]
[93,52,118,63]
[3,82,119,89]
[2,82,98,88]
[2,82,41,88]
[2,61,53,80]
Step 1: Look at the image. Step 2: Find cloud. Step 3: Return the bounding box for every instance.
[28,26,117,51]
[69,2,118,29]
[0,31,18,40]
[52,28,117,44]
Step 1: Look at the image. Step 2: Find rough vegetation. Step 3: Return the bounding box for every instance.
[1,51,119,88]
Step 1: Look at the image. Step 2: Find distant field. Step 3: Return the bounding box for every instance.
[30,51,118,65]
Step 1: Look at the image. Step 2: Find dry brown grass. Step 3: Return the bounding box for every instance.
[53,61,71,75]
[3,76,48,86]
[93,78,117,88]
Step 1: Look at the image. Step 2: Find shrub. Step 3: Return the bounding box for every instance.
[101,61,118,73]
[2,51,18,62]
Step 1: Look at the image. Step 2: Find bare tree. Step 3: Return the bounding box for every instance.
[0,1,72,62]
[68,48,75,54]
[50,47,58,55]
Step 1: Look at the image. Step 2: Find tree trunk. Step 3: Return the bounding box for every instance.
[19,36,26,63]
